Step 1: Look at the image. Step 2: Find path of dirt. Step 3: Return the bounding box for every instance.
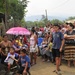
[30,57,75,75]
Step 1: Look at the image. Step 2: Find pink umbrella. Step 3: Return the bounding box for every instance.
[6,27,30,35]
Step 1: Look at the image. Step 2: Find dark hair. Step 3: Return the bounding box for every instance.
[66,22,69,25]
[20,49,27,54]
[15,36,19,39]
[3,35,7,38]
[31,29,35,33]
[68,23,74,29]
[32,26,35,30]
[10,47,15,51]
[0,45,1,48]
[48,32,50,34]
[54,23,60,29]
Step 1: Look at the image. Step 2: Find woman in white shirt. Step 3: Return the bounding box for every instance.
[30,29,37,65]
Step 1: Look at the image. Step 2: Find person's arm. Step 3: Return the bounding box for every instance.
[1,51,6,56]
[8,41,12,47]
[60,32,65,52]
[23,57,29,74]
[15,48,20,51]
[0,42,3,54]
[24,62,28,71]
[34,34,37,47]
[4,53,10,62]
[0,48,1,53]
[46,44,50,50]
[64,34,75,39]
[10,56,18,62]
[60,39,65,52]
[42,41,45,45]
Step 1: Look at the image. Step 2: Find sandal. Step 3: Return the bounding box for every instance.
[53,70,62,75]
[56,71,62,75]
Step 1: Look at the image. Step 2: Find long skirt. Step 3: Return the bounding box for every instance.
[64,45,75,60]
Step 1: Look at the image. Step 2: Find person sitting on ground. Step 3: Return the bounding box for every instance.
[15,36,22,47]
[4,47,19,71]
[41,37,48,49]
[46,41,53,62]
[40,37,48,61]
[22,44,29,55]
[0,35,12,64]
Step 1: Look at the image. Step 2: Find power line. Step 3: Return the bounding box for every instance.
[50,0,70,11]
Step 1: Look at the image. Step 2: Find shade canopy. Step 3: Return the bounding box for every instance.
[6,27,30,35]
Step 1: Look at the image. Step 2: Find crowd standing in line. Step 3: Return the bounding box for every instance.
[0,22,75,75]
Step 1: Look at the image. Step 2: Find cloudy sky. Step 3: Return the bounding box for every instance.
[26,0,75,17]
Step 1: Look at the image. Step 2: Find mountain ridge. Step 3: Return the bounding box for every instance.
[25,15,68,21]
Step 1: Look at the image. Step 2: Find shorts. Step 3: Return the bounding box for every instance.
[18,66,30,74]
[52,48,60,58]
[30,45,37,53]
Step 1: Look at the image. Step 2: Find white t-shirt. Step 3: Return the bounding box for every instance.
[4,53,15,65]
[38,31,42,37]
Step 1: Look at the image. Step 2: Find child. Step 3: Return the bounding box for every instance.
[46,41,53,62]
[4,47,19,71]
[17,49,31,75]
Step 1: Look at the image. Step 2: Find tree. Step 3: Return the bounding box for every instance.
[0,0,5,13]
[50,19,63,25]
[9,0,28,26]
[26,21,34,27]
[66,16,75,21]
[0,0,28,34]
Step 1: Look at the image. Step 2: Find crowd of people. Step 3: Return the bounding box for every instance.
[0,22,75,75]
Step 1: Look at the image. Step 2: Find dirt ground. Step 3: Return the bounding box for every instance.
[30,57,75,75]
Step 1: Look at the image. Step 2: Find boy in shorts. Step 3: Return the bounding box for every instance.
[52,24,64,75]
[17,49,31,75]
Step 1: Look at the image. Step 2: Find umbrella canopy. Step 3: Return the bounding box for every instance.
[6,27,30,35]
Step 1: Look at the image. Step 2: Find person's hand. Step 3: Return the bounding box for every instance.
[46,48,48,51]
[0,49,1,53]
[16,60,18,63]
[60,47,62,52]
[16,59,18,61]
[23,69,27,75]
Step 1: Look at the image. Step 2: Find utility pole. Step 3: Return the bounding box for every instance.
[45,9,48,24]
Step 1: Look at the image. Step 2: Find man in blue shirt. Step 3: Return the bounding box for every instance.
[52,23,64,75]
[17,49,31,75]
